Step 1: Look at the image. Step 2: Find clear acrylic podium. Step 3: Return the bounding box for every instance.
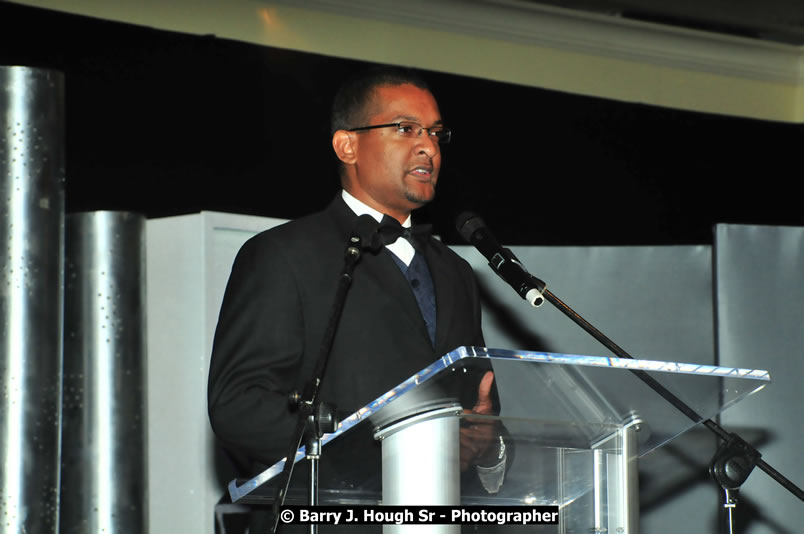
[227,347,770,533]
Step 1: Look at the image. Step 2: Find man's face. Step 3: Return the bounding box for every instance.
[344,83,443,221]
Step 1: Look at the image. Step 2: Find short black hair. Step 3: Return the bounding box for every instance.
[330,65,431,135]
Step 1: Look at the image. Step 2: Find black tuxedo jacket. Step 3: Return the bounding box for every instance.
[208,195,485,472]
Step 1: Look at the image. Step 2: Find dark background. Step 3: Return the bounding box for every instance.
[2,1,803,246]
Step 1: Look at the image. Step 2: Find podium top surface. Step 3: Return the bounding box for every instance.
[230,346,769,503]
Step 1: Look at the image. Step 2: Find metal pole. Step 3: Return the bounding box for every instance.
[60,211,147,534]
[0,65,66,534]
[374,407,461,534]
[622,420,641,534]
[307,437,321,534]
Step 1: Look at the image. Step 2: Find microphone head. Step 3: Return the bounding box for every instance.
[455,211,486,243]
[352,214,383,252]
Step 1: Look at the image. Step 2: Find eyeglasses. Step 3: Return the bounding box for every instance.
[348,121,451,144]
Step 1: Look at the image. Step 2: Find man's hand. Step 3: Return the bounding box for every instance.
[459,371,500,471]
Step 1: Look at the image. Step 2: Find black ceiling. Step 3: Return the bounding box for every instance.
[2,1,803,247]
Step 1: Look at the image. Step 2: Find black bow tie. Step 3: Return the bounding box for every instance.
[378,215,432,250]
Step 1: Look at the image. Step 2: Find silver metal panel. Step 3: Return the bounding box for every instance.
[60,211,147,533]
[715,224,804,534]
[455,244,714,365]
[0,66,65,534]
[455,244,717,533]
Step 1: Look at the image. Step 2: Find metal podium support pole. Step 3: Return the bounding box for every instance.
[592,417,641,534]
[374,406,462,534]
[622,420,641,534]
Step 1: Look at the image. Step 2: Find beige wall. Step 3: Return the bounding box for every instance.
[16,0,804,122]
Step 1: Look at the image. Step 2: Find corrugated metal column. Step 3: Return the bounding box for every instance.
[0,66,66,533]
[61,211,147,534]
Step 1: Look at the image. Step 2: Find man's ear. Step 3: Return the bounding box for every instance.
[332,130,357,165]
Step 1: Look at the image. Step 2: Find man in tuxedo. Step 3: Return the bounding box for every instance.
[208,67,503,528]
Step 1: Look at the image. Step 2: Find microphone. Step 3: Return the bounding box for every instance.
[348,214,384,254]
[456,212,545,307]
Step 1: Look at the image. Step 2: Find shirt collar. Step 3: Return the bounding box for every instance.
[342,190,412,228]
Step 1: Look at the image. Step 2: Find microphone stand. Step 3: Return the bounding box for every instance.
[520,270,803,532]
[269,232,366,534]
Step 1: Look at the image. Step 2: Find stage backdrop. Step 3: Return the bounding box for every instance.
[145,214,792,534]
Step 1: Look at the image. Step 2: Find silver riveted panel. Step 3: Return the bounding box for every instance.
[60,211,147,534]
[0,66,66,534]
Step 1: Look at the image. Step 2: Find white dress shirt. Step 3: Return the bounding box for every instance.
[342,189,416,266]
